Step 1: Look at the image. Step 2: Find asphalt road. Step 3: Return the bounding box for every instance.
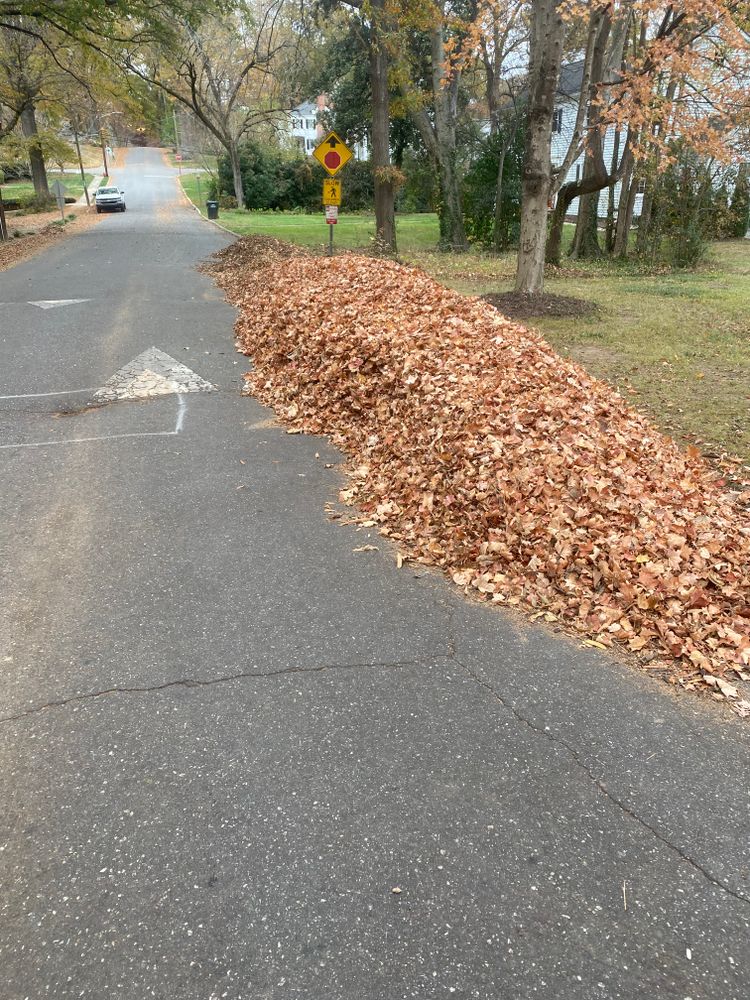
[1,148,749,1000]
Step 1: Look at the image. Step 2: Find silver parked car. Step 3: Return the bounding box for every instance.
[95,186,126,213]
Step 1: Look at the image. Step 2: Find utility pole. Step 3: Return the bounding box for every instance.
[100,126,109,177]
[0,186,8,241]
[72,117,90,205]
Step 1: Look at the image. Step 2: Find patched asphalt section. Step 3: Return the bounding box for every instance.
[1,148,750,1000]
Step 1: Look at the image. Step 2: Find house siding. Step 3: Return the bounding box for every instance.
[550,98,642,219]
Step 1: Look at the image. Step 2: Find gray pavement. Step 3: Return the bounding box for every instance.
[1,147,749,1000]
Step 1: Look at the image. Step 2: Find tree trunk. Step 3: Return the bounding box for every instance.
[228,140,245,209]
[369,0,396,254]
[515,0,565,293]
[613,163,637,258]
[571,190,602,258]
[635,179,654,254]
[571,151,603,259]
[545,184,575,265]
[20,101,49,199]
[492,146,507,252]
[436,149,466,250]
[431,25,467,251]
[605,128,621,253]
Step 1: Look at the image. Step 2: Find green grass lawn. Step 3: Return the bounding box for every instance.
[415,240,750,464]
[180,171,750,463]
[180,172,439,252]
[1,172,95,202]
[169,152,219,172]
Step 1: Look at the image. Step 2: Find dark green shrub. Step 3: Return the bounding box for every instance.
[216,140,375,213]
[462,121,525,250]
[397,150,437,213]
[728,164,750,238]
[647,145,714,268]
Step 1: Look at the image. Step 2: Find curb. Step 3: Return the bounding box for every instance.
[177,176,237,238]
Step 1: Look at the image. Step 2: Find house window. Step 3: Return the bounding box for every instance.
[575,164,581,182]
[306,118,315,130]
[306,138,314,151]
[552,107,564,134]
[636,178,647,194]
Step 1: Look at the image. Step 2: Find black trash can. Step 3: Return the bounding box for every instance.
[206,200,219,220]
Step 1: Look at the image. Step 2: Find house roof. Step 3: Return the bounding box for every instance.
[293,101,319,116]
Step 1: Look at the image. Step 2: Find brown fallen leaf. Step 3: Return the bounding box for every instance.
[353,544,378,553]
[717,677,739,699]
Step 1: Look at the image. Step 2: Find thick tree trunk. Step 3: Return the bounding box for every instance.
[546,185,575,265]
[436,149,466,250]
[369,0,396,254]
[228,141,245,209]
[492,146,507,252]
[571,191,602,258]
[20,101,49,199]
[515,0,565,293]
[571,152,603,260]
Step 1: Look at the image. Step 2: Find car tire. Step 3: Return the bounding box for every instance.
[96,207,101,213]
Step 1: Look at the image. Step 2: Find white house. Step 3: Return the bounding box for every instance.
[551,60,643,220]
[285,97,369,160]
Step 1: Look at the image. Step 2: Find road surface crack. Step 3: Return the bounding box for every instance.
[0,656,438,725]
[453,651,750,907]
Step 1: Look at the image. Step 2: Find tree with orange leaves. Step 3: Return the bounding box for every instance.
[515,0,750,293]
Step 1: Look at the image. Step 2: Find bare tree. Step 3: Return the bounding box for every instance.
[125,1,295,208]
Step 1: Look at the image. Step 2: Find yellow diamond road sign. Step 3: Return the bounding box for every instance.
[313,131,353,177]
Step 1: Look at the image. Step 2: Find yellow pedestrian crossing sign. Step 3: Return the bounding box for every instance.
[313,131,353,177]
[322,179,341,206]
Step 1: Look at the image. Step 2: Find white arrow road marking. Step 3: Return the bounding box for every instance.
[28,299,91,309]
[93,347,215,402]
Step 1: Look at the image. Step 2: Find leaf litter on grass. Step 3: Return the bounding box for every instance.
[205,236,750,715]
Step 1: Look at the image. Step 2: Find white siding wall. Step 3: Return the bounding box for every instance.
[550,99,643,219]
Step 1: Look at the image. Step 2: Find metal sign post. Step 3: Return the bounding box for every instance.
[51,180,66,222]
[325,205,338,256]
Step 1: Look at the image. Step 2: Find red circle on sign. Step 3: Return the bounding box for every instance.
[324,150,341,170]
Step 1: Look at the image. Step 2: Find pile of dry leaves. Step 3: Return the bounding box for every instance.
[210,237,750,712]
